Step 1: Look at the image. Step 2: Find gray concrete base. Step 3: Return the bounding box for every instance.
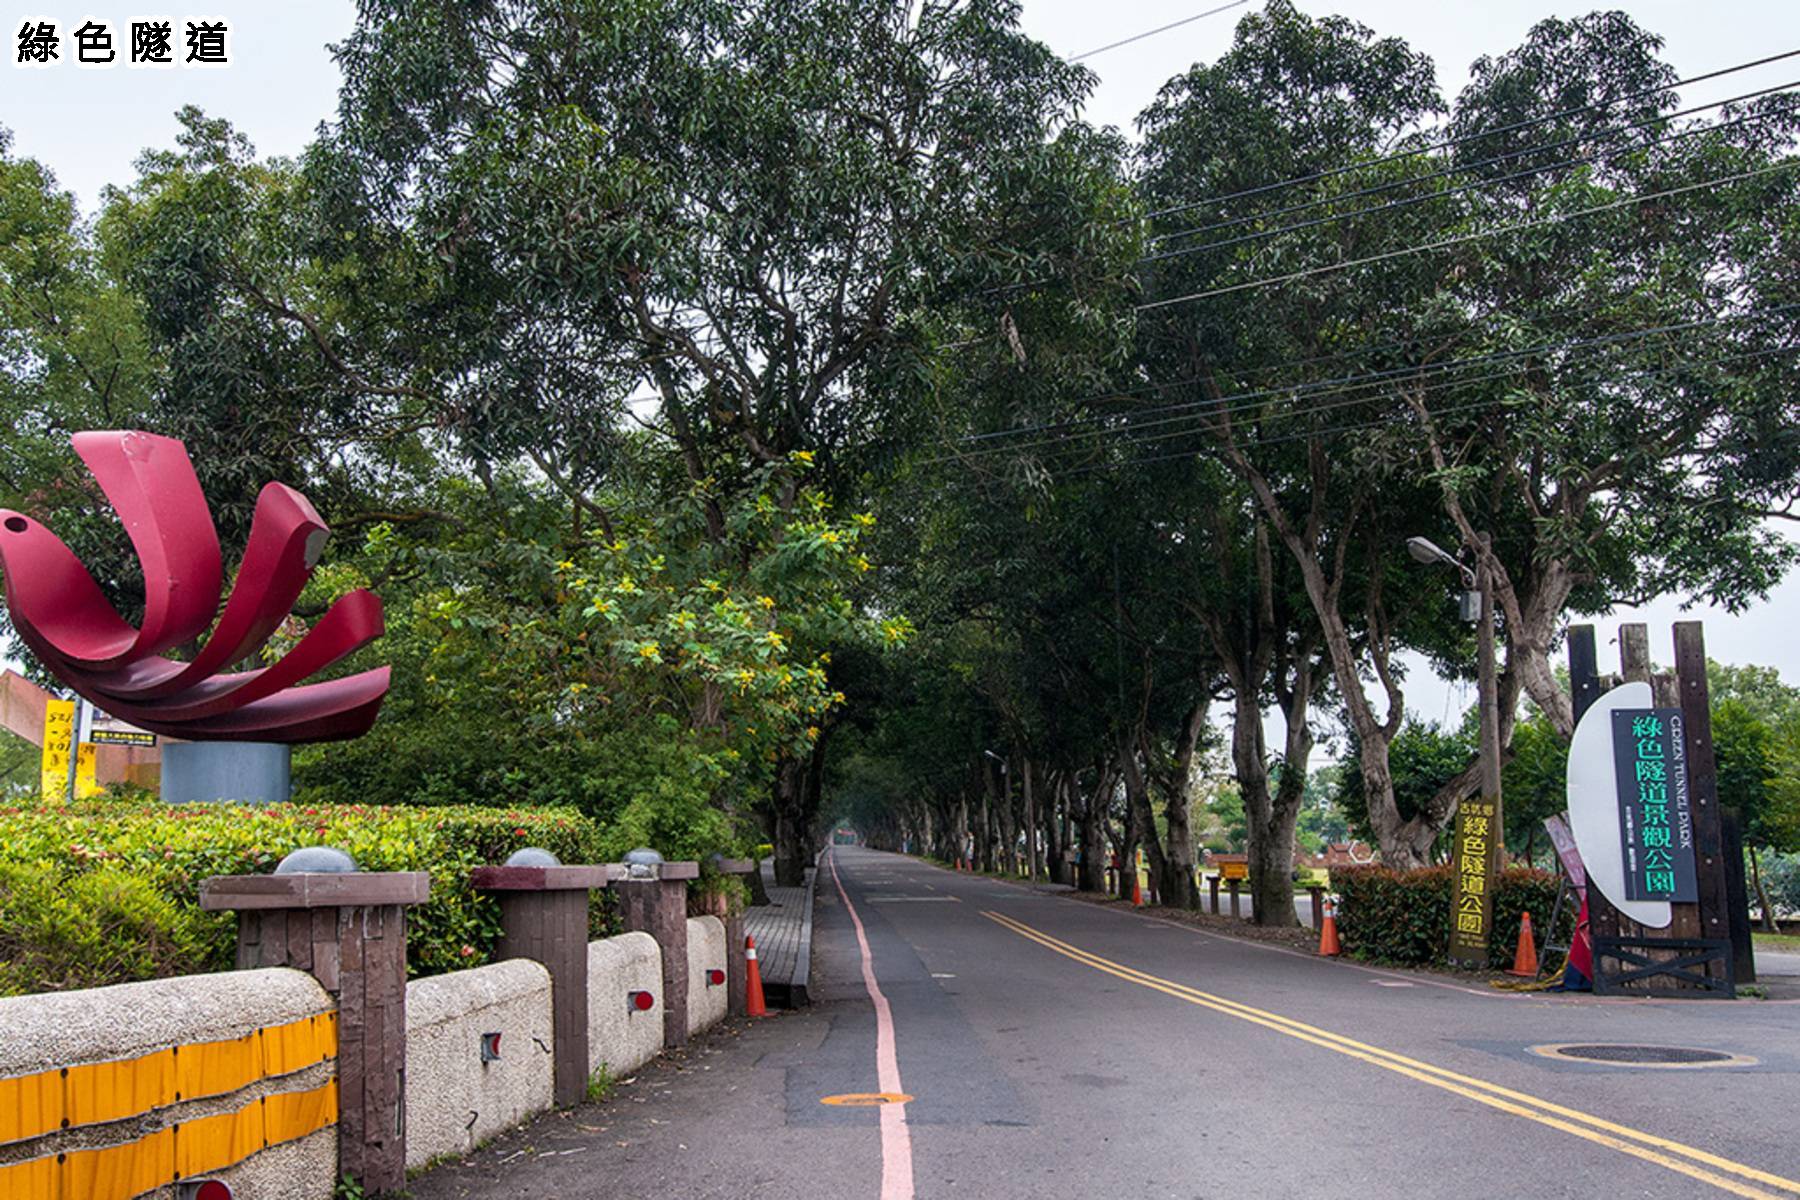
[161,740,291,804]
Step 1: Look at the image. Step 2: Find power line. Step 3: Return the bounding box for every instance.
[1069,0,1252,62]
[1136,159,1800,312]
[1050,342,1800,478]
[1143,81,1798,263]
[1137,47,1800,223]
[943,303,1800,454]
[1046,340,1795,468]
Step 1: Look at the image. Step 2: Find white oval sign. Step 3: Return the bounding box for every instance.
[1566,680,1671,928]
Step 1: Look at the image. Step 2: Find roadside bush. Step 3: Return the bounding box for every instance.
[1331,864,1570,970]
[1758,850,1800,917]
[0,861,215,995]
[0,797,613,993]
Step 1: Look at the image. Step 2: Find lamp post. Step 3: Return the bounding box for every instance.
[1407,534,1504,966]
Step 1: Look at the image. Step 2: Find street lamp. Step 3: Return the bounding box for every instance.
[1407,531,1504,964]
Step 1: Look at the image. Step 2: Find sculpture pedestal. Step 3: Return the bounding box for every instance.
[161,741,291,804]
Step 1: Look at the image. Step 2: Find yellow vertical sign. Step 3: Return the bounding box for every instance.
[75,741,101,799]
[39,699,75,803]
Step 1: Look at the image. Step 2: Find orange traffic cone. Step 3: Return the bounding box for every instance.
[1318,897,1341,957]
[745,935,768,1017]
[1506,911,1539,977]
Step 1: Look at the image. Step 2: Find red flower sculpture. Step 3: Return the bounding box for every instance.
[0,431,388,742]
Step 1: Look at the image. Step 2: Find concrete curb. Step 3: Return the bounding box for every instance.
[790,847,825,1007]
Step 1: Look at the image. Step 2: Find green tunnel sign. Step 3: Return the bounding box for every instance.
[1610,708,1697,903]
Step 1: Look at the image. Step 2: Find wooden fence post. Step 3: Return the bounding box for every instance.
[201,861,429,1195]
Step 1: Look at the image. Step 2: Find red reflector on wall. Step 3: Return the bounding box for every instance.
[706,968,725,987]
[629,990,655,1012]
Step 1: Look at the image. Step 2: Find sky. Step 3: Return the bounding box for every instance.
[2,0,1798,726]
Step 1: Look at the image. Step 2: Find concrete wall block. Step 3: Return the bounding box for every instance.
[404,959,555,1169]
[686,916,728,1036]
[586,931,663,1077]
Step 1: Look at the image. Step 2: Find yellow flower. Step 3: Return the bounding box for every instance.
[758,595,776,609]
[791,449,815,465]
[638,641,662,661]
[820,529,840,545]
[806,726,820,740]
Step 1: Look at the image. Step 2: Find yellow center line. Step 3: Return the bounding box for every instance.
[981,910,1799,1200]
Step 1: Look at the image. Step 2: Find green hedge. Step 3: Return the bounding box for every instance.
[1330,864,1572,970]
[0,797,614,995]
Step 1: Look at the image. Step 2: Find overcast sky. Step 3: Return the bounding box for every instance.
[2,1,1797,721]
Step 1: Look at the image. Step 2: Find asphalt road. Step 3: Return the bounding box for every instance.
[413,846,1800,1200]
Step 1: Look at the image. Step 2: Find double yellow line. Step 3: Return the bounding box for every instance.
[982,910,1800,1200]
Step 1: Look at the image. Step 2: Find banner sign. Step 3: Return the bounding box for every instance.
[1610,708,1696,903]
[1449,797,1498,967]
[1543,814,1587,895]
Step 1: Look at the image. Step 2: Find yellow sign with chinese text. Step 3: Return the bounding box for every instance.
[75,741,101,799]
[39,699,75,802]
[1449,797,1498,967]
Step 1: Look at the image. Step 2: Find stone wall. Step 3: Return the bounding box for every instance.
[686,915,729,1036]
[587,930,665,1077]
[0,968,338,1199]
[403,959,556,1169]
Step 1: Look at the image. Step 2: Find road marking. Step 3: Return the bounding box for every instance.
[831,852,915,1200]
[822,1093,915,1106]
[868,896,962,903]
[982,911,1800,1200]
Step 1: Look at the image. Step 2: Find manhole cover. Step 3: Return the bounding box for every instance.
[1530,1043,1756,1068]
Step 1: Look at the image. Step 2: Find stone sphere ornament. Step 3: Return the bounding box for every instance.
[504,847,562,868]
[275,846,359,874]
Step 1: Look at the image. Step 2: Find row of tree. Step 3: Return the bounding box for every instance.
[825,4,1800,922]
[3,2,1798,912]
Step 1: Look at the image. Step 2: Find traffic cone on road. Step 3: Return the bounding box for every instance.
[1318,897,1342,957]
[1506,911,1540,977]
[745,935,768,1017]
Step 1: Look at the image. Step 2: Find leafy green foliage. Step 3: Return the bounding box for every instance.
[0,797,610,991]
[0,861,213,996]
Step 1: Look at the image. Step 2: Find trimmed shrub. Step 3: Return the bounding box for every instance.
[0,861,214,995]
[1331,864,1571,970]
[0,797,614,992]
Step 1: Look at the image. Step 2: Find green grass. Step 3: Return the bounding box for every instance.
[1752,931,1800,953]
[586,1063,617,1104]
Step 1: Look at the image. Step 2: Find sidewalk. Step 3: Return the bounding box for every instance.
[742,855,818,1007]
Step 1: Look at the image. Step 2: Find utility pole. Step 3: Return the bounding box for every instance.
[1408,533,1505,966]
[1475,536,1502,864]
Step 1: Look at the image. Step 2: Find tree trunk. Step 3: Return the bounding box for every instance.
[771,757,809,887]
[1045,770,1066,884]
[1023,757,1040,882]
[1079,766,1110,892]
[1117,730,1167,901]
[1751,844,1779,934]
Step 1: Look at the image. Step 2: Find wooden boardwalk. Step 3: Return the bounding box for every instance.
[742,858,817,1006]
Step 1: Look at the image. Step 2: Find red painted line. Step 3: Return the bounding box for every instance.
[829,850,915,1200]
